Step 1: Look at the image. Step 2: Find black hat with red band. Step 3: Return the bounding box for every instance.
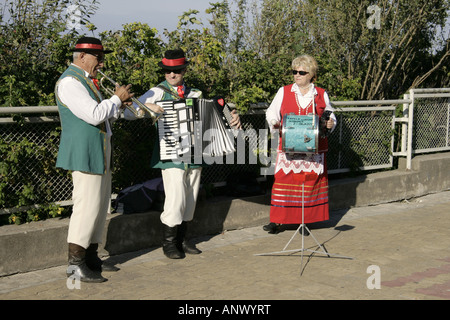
[71,36,112,54]
[158,49,189,71]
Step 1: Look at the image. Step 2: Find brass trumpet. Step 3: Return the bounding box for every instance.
[97,70,162,124]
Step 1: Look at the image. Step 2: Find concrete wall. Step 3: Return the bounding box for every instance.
[1,152,449,276]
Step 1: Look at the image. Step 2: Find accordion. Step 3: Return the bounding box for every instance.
[156,98,237,163]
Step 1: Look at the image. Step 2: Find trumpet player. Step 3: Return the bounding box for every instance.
[55,36,133,283]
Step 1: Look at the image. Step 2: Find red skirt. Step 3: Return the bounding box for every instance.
[270,169,329,224]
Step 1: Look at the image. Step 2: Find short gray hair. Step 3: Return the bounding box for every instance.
[292,55,319,82]
[73,51,81,61]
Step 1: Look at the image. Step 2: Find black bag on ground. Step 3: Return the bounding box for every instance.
[114,178,165,214]
[226,172,265,197]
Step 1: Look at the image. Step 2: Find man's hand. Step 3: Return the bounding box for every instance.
[145,103,165,115]
[114,84,134,106]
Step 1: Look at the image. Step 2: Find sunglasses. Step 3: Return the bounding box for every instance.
[164,69,185,74]
[292,70,309,76]
[87,52,105,63]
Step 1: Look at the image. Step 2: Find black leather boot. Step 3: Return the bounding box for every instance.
[86,243,120,272]
[263,222,283,234]
[162,224,184,259]
[67,243,107,283]
[177,221,202,255]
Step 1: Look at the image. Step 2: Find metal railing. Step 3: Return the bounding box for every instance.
[397,88,450,169]
[330,88,450,170]
[1,88,449,214]
[327,104,396,174]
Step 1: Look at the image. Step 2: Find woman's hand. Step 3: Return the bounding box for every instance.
[271,119,281,129]
[326,118,335,129]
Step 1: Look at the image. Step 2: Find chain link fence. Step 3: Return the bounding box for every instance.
[1,88,449,214]
[0,116,72,207]
[412,95,450,153]
[327,106,395,174]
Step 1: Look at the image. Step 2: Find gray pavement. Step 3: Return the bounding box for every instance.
[1,191,449,301]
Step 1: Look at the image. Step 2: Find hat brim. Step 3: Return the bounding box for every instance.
[71,48,113,54]
[158,61,189,70]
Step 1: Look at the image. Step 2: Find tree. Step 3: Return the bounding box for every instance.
[164,10,230,98]
[99,22,163,97]
[292,0,450,99]
[0,0,99,106]
[215,0,449,101]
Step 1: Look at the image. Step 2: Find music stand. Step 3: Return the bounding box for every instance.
[255,174,352,274]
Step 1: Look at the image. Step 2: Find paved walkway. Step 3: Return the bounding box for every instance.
[1,191,449,301]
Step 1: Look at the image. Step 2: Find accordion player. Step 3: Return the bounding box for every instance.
[156,97,237,164]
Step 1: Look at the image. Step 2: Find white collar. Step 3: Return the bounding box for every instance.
[70,63,95,80]
[292,83,317,97]
[172,83,185,90]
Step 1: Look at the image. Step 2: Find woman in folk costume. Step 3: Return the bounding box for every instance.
[264,55,337,234]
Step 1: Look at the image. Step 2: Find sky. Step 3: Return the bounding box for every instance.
[89,0,212,36]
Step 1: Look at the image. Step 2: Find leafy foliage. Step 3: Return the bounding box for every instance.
[0,130,68,224]
[99,22,164,96]
[1,0,448,106]
[0,0,99,106]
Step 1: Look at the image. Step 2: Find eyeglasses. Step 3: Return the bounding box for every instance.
[164,69,185,74]
[87,52,105,63]
[292,70,309,76]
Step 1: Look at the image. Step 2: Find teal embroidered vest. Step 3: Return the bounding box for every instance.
[150,81,202,170]
[55,64,108,174]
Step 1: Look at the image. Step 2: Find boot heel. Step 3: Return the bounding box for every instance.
[182,241,202,254]
[177,221,202,255]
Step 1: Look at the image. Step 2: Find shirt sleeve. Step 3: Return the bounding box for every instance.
[266,87,284,133]
[141,87,164,104]
[122,87,165,120]
[323,91,337,132]
[57,76,122,126]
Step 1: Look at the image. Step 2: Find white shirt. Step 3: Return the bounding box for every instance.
[266,83,337,133]
[56,64,122,136]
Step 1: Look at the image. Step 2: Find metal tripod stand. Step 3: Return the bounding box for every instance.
[255,182,352,275]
